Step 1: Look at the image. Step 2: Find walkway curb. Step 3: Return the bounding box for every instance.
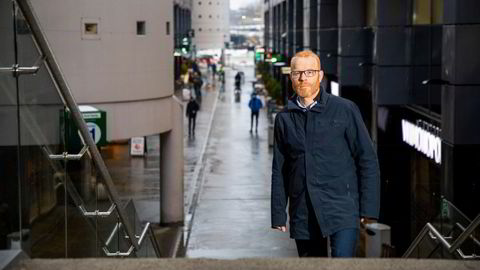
[172,79,222,258]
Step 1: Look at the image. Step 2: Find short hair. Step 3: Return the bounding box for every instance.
[291,50,321,70]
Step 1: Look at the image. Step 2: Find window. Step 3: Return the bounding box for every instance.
[198,1,201,5]
[166,21,170,35]
[137,21,146,35]
[85,23,98,34]
[199,14,202,18]
[209,14,212,18]
[199,27,202,32]
[81,17,100,40]
[209,1,212,5]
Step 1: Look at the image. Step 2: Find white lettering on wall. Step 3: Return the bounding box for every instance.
[330,81,339,96]
[401,119,441,164]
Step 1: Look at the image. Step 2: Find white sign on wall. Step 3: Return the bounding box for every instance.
[401,119,441,164]
[130,137,145,156]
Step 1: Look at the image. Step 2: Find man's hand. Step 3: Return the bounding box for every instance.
[360,217,377,228]
[273,226,287,232]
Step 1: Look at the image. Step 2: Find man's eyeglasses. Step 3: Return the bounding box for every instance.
[290,70,320,79]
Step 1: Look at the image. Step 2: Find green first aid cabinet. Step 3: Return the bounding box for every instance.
[62,105,107,152]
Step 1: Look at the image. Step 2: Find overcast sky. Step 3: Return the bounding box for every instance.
[230,0,259,10]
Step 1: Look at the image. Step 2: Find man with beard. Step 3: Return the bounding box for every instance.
[271,50,380,257]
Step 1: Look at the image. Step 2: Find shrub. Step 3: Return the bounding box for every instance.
[257,61,282,104]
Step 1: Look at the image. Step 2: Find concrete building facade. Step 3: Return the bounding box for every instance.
[0,0,187,257]
[29,0,175,140]
[192,0,230,50]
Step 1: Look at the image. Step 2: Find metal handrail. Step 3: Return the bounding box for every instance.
[136,222,151,247]
[42,145,89,161]
[403,223,459,258]
[103,246,135,257]
[15,0,139,251]
[403,215,480,259]
[103,221,154,257]
[449,214,480,252]
[147,225,162,257]
[78,204,116,217]
[456,223,480,248]
[0,55,44,76]
[105,222,121,247]
[121,199,162,257]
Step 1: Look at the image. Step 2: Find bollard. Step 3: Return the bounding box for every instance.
[365,223,391,257]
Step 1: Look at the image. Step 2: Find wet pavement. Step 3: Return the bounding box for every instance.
[185,53,297,258]
[182,70,219,216]
[101,51,297,258]
[101,66,219,256]
[103,136,161,223]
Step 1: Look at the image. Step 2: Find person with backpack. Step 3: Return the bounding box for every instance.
[248,92,263,133]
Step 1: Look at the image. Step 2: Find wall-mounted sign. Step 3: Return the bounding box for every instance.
[130,137,145,156]
[64,105,106,153]
[401,119,441,164]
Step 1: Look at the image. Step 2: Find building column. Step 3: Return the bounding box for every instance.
[441,0,480,219]
[160,97,184,225]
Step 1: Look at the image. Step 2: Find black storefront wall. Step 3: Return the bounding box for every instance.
[377,107,411,255]
[337,0,371,88]
[378,104,480,255]
[441,2,480,220]
[377,106,443,255]
[441,84,480,220]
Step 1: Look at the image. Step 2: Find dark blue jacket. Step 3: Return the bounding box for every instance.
[271,89,380,239]
[249,97,263,112]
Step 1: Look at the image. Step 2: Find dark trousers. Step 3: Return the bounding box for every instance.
[295,228,358,257]
[250,111,259,131]
[188,115,196,135]
[295,192,358,257]
[194,86,201,99]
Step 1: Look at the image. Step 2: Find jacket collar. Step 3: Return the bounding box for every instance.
[287,88,329,113]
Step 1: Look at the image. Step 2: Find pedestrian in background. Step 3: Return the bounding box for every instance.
[271,50,380,257]
[211,63,217,81]
[193,72,203,102]
[186,96,200,137]
[248,92,263,133]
